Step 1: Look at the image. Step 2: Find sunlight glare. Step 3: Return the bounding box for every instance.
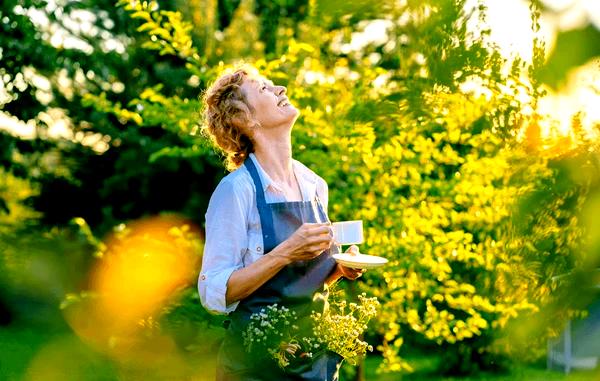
[537,59,600,141]
[63,216,201,355]
[475,0,556,63]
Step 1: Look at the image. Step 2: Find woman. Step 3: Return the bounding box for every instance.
[198,65,363,381]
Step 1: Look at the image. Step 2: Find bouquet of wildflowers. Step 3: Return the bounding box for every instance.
[242,293,379,369]
[241,303,305,367]
[310,293,379,365]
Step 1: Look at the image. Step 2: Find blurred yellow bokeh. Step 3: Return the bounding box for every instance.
[63,215,201,356]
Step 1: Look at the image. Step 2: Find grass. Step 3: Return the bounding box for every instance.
[2,322,600,381]
[0,323,118,381]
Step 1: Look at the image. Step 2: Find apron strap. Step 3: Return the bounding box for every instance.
[243,156,277,251]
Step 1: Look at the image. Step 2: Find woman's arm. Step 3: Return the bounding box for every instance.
[199,178,252,314]
[226,223,333,305]
[200,175,333,312]
[225,246,290,305]
[325,265,344,286]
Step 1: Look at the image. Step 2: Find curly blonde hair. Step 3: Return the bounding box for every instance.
[201,65,259,171]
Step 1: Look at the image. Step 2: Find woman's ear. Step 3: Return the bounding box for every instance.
[230,116,246,129]
[249,119,261,131]
[231,116,260,141]
[233,116,260,132]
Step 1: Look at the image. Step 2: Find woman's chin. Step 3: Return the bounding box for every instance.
[289,106,300,119]
[279,105,300,120]
[291,105,302,118]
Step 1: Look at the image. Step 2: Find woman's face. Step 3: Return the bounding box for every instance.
[240,74,299,131]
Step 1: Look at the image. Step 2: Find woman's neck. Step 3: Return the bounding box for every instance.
[253,131,295,185]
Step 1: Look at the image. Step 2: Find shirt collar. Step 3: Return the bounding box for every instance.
[248,153,318,199]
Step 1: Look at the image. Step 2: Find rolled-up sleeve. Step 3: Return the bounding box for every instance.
[198,177,249,315]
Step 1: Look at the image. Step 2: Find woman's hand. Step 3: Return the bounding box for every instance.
[337,245,365,280]
[325,245,365,285]
[269,222,333,264]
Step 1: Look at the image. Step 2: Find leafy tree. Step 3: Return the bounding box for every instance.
[0,0,223,236]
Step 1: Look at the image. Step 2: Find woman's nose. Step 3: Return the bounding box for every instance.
[275,85,286,95]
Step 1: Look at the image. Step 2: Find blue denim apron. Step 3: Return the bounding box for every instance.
[216,157,342,381]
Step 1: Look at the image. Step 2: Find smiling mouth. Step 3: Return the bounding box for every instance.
[278,98,290,107]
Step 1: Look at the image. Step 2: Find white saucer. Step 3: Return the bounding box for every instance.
[332,253,388,269]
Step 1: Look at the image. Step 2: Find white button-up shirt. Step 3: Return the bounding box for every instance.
[198,153,329,315]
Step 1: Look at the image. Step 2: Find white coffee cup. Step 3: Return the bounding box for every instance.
[331,220,364,245]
